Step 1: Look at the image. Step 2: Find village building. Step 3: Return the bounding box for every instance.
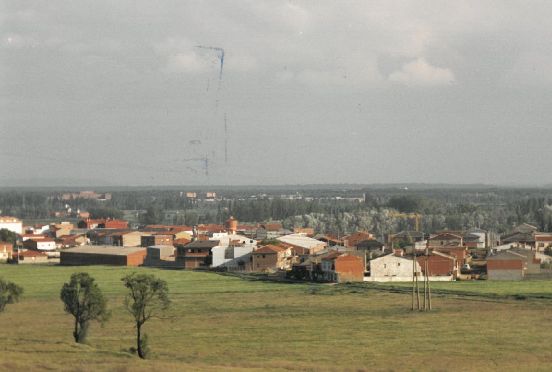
[14,249,49,264]
[534,233,552,253]
[77,218,128,229]
[256,222,285,240]
[57,234,87,248]
[314,234,343,246]
[277,233,326,254]
[427,232,464,247]
[367,253,420,281]
[20,233,48,242]
[321,252,365,282]
[141,233,174,247]
[143,245,176,267]
[487,251,526,280]
[60,245,146,266]
[23,238,56,251]
[0,216,23,234]
[293,227,315,236]
[432,246,469,269]
[0,241,13,262]
[417,251,457,278]
[175,240,219,269]
[211,234,257,270]
[342,231,374,248]
[251,245,293,272]
[50,222,74,238]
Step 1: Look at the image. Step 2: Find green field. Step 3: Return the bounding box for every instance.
[1,265,552,371]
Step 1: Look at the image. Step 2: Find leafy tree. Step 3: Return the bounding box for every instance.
[387,195,424,213]
[0,278,23,313]
[88,207,124,219]
[0,228,17,245]
[60,272,110,343]
[122,273,170,359]
[139,206,162,225]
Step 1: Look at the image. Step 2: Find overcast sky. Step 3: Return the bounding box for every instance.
[2,1,552,186]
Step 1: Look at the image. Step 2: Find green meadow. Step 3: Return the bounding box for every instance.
[1,265,551,371]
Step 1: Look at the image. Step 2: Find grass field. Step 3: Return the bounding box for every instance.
[1,265,552,371]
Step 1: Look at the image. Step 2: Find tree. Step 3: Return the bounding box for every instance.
[387,195,426,213]
[0,228,17,245]
[122,273,170,359]
[0,278,23,313]
[139,206,162,225]
[60,272,109,343]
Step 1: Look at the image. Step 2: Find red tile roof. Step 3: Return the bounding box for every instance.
[254,245,286,254]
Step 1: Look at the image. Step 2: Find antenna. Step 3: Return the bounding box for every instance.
[224,112,228,164]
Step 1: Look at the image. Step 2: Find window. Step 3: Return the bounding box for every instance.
[384,264,387,268]
[397,263,400,266]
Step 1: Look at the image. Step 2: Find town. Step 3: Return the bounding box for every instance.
[2,187,551,283]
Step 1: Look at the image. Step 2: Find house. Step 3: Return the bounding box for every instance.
[89,230,131,246]
[417,251,457,278]
[487,251,526,280]
[343,231,374,248]
[432,246,469,268]
[277,233,326,254]
[427,232,463,247]
[143,245,176,267]
[13,249,49,264]
[321,253,365,282]
[77,218,128,229]
[251,245,293,272]
[50,222,74,238]
[534,233,552,253]
[175,240,219,269]
[57,234,87,248]
[60,245,147,266]
[465,228,487,248]
[355,239,385,257]
[293,227,315,236]
[256,222,285,240]
[211,234,257,270]
[0,216,23,234]
[20,233,48,242]
[315,234,343,246]
[23,238,56,251]
[0,241,13,262]
[112,231,145,247]
[500,231,535,248]
[463,233,485,249]
[141,233,173,247]
[508,248,542,274]
[367,254,421,282]
[389,231,425,247]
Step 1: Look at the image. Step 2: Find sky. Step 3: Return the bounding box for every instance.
[1,1,552,186]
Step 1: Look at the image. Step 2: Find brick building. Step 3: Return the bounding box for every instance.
[60,246,146,266]
[251,245,291,271]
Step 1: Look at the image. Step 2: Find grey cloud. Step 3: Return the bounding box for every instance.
[2,1,552,186]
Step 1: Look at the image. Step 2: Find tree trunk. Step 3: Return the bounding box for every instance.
[73,316,80,343]
[137,323,144,359]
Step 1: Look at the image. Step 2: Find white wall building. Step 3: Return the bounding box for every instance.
[35,239,57,251]
[211,234,257,269]
[277,233,326,254]
[0,216,23,235]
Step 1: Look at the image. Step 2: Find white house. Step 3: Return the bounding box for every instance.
[211,234,257,270]
[24,238,57,251]
[367,254,421,282]
[277,233,326,254]
[0,216,23,235]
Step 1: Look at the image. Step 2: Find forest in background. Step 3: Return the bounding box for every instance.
[2,186,552,236]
